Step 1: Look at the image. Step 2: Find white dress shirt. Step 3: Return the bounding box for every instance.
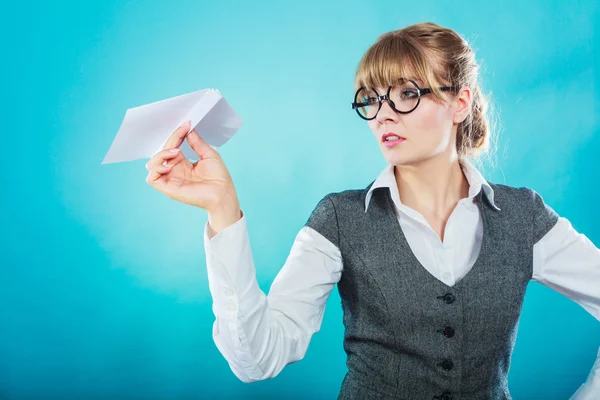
[203,158,600,398]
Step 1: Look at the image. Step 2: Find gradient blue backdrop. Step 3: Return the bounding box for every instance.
[1,1,599,399]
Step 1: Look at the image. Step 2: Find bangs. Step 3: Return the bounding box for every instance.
[354,33,443,96]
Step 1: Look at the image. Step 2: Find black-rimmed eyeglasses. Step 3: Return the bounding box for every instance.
[351,79,459,120]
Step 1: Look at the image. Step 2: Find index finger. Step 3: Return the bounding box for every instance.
[162,120,191,150]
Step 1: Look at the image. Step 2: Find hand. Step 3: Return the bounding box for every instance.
[145,120,240,213]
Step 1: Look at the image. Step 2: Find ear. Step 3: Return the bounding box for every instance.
[453,87,472,124]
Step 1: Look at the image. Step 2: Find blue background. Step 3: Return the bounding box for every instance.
[1,1,599,399]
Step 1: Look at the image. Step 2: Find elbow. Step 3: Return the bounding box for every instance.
[229,362,271,383]
[212,325,271,383]
[233,372,258,384]
[235,374,268,384]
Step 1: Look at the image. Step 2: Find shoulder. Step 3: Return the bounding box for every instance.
[304,182,374,247]
[488,182,535,202]
[488,182,560,243]
[309,180,374,212]
[304,188,364,224]
[488,182,554,207]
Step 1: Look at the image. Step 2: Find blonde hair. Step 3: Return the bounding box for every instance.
[354,22,499,166]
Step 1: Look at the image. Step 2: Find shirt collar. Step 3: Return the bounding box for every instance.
[364,158,501,213]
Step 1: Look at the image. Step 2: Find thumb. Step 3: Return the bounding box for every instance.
[186,129,220,159]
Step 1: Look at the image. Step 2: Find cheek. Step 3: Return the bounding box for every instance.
[368,121,379,136]
[405,104,455,154]
[411,103,449,131]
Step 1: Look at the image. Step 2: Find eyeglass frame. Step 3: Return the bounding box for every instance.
[351,79,460,120]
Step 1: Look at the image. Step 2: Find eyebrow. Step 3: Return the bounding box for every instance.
[403,76,424,85]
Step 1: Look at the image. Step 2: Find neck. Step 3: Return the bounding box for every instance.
[394,154,470,218]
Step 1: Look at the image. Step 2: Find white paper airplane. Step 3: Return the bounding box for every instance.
[102,88,242,164]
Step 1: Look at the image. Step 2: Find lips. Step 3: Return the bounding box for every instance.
[381,132,406,142]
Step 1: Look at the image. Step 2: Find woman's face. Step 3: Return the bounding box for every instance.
[366,82,470,167]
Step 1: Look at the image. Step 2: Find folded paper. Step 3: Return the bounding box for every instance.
[102,88,242,164]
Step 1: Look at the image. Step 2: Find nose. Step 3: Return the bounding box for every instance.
[375,98,399,123]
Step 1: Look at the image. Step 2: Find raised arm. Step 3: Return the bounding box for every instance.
[142,122,344,383]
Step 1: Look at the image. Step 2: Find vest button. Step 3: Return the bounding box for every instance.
[443,326,454,338]
[438,359,453,371]
[437,293,455,304]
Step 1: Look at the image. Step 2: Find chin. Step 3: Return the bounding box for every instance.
[384,154,408,166]
[384,153,422,168]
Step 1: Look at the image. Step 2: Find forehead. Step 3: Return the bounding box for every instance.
[358,78,425,96]
[370,76,425,90]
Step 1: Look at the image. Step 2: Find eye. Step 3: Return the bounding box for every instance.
[400,89,418,99]
[366,96,378,105]
[360,96,378,105]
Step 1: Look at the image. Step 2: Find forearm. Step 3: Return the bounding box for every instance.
[204,211,315,383]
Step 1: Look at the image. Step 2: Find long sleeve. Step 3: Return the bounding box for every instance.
[532,214,600,399]
[204,206,343,383]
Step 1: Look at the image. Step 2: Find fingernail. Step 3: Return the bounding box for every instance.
[169,149,180,153]
[180,120,189,128]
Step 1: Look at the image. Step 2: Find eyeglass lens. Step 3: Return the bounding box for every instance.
[355,80,421,119]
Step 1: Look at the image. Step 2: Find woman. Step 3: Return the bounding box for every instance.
[145,22,600,400]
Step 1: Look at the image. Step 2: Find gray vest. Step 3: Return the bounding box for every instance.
[305,180,559,400]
